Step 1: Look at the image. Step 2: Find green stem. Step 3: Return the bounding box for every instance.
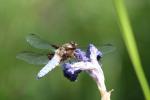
[113,0,150,100]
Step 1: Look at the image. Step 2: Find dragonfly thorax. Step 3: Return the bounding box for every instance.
[55,42,78,61]
[62,41,77,49]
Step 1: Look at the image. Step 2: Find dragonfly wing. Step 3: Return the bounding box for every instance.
[26,33,57,51]
[16,51,50,65]
[80,44,116,55]
[98,44,116,55]
[37,54,61,79]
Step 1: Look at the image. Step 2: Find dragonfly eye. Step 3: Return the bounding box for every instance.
[70,41,77,47]
[65,47,76,51]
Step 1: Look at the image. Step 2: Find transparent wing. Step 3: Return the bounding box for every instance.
[26,33,58,51]
[16,51,51,65]
[81,44,115,55]
[98,44,116,55]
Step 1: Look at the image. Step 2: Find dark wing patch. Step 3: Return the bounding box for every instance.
[99,44,116,55]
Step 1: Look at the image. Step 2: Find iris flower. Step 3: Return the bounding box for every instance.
[63,44,113,100]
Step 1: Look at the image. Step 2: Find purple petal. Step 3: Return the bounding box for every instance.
[62,63,82,81]
[74,49,89,61]
[86,44,102,60]
[62,44,103,82]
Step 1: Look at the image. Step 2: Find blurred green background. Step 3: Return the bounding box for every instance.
[0,0,150,100]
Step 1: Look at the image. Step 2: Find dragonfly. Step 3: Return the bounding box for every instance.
[16,34,115,79]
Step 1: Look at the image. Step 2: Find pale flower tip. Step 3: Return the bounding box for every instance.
[36,75,41,80]
[100,89,113,100]
[109,89,114,93]
[108,89,114,96]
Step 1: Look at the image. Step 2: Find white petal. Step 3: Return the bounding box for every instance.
[71,62,95,70]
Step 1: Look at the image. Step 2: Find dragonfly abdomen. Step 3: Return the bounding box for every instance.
[37,54,61,79]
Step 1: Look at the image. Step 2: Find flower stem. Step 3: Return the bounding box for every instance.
[113,0,150,100]
[96,82,113,100]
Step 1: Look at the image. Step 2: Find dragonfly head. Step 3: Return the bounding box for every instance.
[65,41,77,50]
[58,41,78,61]
[63,41,77,51]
